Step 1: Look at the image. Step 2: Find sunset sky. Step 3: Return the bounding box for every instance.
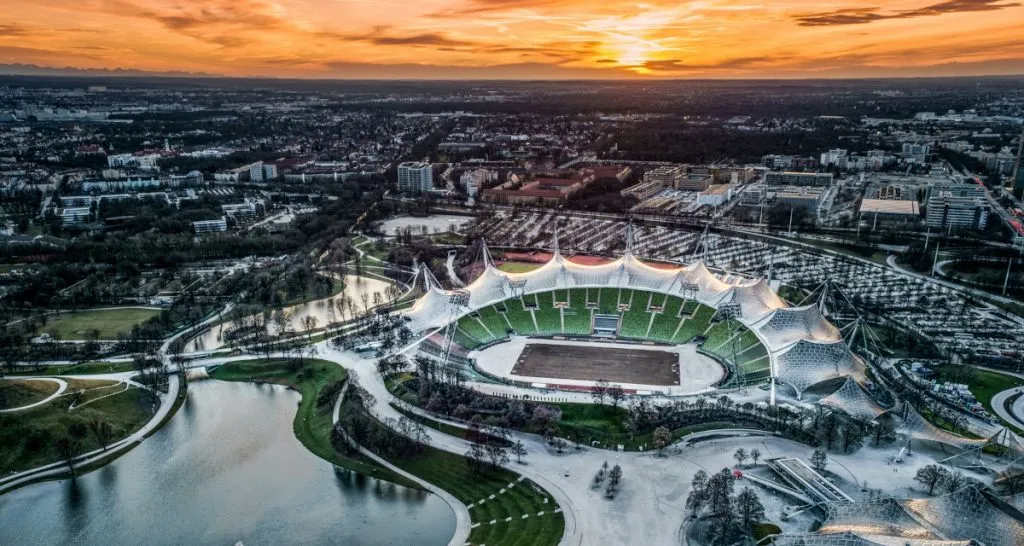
[1,0,1023,78]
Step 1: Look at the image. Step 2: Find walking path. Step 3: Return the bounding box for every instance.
[0,377,67,413]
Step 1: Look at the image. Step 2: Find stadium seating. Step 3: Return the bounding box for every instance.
[619,291,653,339]
[501,297,537,335]
[647,295,684,342]
[597,287,619,314]
[476,305,511,342]
[450,289,770,382]
[673,305,715,344]
[561,308,592,336]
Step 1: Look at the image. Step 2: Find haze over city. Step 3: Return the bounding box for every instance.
[1,0,1023,78]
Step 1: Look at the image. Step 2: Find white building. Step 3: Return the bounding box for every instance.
[193,217,228,233]
[397,162,433,193]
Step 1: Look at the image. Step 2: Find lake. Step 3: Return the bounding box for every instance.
[0,380,455,545]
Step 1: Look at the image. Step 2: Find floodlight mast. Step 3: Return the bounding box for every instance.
[440,289,471,379]
[717,302,744,387]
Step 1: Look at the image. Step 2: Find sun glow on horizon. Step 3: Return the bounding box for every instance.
[0,0,1020,78]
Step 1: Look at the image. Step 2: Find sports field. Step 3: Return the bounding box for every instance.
[512,343,680,385]
[36,307,162,339]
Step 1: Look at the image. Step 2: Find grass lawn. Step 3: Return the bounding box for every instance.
[37,307,162,340]
[497,262,542,273]
[0,384,156,475]
[11,361,137,376]
[0,378,59,409]
[208,358,420,489]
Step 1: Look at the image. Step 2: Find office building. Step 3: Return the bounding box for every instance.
[764,172,833,187]
[926,183,988,230]
[397,162,433,193]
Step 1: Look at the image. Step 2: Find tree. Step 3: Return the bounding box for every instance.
[87,419,114,451]
[653,426,672,455]
[486,443,510,470]
[750,448,761,466]
[914,464,948,495]
[840,424,864,453]
[872,420,895,446]
[810,449,828,473]
[734,488,765,532]
[466,442,487,474]
[733,448,748,468]
[591,379,609,405]
[54,436,80,475]
[512,440,527,464]
[607,385,625,409]
[607,463,623,494]
[944,469,968,493]
[686,470,709,516]
[707,468,735,515]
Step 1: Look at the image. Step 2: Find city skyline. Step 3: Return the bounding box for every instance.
[1,0,1023,79]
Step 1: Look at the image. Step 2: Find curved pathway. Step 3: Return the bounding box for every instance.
[992,387,1024,432]
[0,377,67,413]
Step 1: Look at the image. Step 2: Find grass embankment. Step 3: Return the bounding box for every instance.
[0,379,59,409]
[207,358,419,489]
[349,398,564,546]
[397,447,563,546]
[36,307,162,339]
[0,382,155,475]
[10,361,136,376]
[937,365,1024,434]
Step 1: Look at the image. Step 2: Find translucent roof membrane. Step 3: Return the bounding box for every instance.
[775,339,857,397]
[820,377,887,421]
[403,248,859,395]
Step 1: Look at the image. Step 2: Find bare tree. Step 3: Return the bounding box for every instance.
[54,436,80,475]
[87,419,114,451]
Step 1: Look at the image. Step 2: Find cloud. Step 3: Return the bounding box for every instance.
[639,56,784,72]
[795,0,1021,26]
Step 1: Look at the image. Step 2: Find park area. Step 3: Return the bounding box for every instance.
[35,307,162,340]
[0,377,156,475]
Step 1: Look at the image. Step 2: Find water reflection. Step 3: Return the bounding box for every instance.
[0,381,454,546]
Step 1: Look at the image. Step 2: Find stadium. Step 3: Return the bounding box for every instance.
[403,230,865,405]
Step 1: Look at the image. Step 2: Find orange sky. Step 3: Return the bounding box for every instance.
[1,0,1023,78]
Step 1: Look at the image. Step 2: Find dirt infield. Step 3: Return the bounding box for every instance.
[511,343,680,385]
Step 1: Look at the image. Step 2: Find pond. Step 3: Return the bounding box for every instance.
[0,380,455,545]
